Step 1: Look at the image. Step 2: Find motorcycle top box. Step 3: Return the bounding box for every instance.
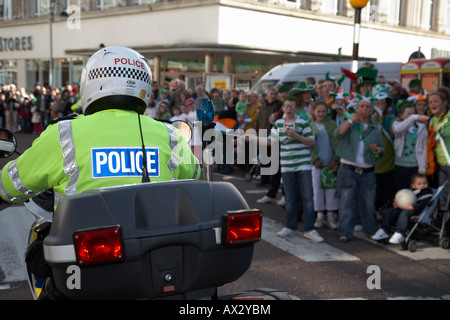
[43,179,262,300]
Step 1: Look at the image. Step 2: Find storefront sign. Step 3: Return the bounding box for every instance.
[0,36,33,52]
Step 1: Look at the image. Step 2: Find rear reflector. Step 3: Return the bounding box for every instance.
[73,226,124,265]
[222,210,263,246]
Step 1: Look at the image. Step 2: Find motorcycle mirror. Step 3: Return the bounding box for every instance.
[0,129,17,158]
[172,120,192,143]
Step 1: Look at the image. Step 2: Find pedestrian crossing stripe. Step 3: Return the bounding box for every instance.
[261,217,360,262]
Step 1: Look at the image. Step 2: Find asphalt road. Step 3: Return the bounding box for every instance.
[1,132,450,301]
[216,168,450,300]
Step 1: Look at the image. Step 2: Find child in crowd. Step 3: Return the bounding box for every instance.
[408,93,430,125]
[391,100,430,192]
[170,105,189,122]
[372,89,396,212]
[210,87,225,114]
[235,101,252,131]
[156,89,171,110]
[185,98,197,126]
[310,101,340,230]
[373,173,434,244]
[330,87,350,127]
[31,100,41,135]
[158,101,171,120]
[411,93,429,116]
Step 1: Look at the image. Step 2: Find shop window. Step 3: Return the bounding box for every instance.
[35,0,49,16]
[0,60,18,86]
[97,0,115,9]
[321,0,344,16]
[280,0,309,10]
[386,0,402,26]
[446,0,450,34]
[361,0,379,22]
[0,0,11,20]
[421,0,434,31]
[0,0,4,19]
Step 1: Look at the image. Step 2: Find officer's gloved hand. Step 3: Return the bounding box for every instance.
[32,189,54,213]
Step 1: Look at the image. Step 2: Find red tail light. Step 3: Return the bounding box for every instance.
[222,210,263,246]
[73,226,124,265]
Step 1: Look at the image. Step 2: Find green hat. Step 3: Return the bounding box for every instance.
[355,89,378,106]
[355,67,378,94]
[372,84,392,103]
[325,72,346,86]
[396,99,414,113]
[283,95,299,106]
[236,101,248,115]
[278,84,290,94]
[288,81,314,96]
[408,79,421,88]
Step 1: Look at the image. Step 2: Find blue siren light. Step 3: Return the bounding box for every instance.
[196,99,215,122]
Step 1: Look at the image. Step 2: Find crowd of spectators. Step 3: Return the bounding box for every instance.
[2,69,450,245]
[0,82,78,135]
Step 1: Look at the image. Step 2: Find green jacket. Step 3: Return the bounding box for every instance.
[374,115,395,174]
[334,121,384,166]
[432,110,450,165]
[0,109,200,206]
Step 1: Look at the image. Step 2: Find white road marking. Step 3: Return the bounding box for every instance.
[245,190,269,194]
[353,231,450,260]
[261,217,360,262]
[221,175,245,181]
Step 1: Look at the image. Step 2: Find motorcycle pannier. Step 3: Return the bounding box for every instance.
[43,180,259,299]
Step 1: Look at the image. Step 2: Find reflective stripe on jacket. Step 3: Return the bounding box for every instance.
[0,109,200,206]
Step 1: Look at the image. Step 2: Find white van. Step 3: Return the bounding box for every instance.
[250,61,402,94]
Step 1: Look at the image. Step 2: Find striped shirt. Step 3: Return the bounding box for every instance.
[269,116,314,173]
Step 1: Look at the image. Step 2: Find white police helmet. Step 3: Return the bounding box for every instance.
[80,46,153,115]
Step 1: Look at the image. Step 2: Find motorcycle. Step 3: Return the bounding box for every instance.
[0,115,298,300]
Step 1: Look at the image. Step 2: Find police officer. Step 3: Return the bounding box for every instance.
[0,46,200,211]
[0,46,201,299]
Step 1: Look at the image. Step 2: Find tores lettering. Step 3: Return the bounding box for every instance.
[0,36,33,51]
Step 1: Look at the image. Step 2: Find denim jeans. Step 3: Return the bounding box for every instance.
[381,207,414,234]
[337,165,379,238]
[282,170,315,232]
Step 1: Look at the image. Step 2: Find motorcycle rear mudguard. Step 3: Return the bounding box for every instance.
[43,180,257,300]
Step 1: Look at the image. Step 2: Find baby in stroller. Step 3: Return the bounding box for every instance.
[372,173,433,244]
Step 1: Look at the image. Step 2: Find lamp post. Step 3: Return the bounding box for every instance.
[49,1,68,88]
[349,0,369,73]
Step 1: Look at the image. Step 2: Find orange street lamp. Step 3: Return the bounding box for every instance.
[349,0,369,72]
[350,0,369,9]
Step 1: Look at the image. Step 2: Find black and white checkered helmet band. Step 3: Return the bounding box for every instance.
[88,67,152,85]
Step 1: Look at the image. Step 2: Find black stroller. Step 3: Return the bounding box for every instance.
[402,182,450,252]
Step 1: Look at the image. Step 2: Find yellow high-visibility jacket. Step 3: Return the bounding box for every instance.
[0,109,200,207]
